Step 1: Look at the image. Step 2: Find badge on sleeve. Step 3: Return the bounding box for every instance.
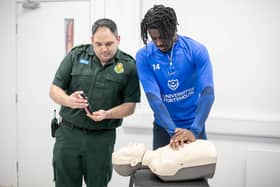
[114,63,124,74]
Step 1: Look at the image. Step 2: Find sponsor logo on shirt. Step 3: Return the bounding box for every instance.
[162,87,194,103]
[114,63,124,74]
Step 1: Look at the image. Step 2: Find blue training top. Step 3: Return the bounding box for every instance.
[136,35,214,138]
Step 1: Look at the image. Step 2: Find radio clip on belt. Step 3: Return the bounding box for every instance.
[51,109,59,138]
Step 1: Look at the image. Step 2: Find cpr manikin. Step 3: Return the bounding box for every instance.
[112,140,217,181]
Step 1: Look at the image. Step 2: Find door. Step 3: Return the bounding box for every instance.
[16,1,90,186]
[0,1,17,187]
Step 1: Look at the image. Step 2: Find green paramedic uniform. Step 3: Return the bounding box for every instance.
[52,44,140,187]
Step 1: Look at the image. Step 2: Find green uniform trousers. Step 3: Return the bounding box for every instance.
[53,122,116,187]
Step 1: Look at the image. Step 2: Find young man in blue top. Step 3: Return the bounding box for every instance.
[136,5,215,150]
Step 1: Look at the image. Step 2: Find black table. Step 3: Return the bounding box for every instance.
[129,168,209,187]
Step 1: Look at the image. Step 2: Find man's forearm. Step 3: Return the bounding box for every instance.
[190,86,215,137]
[146,92,176,136]
[49,84,69,107]
[106,102,136,119]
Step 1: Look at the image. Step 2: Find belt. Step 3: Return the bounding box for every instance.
[62,119,96,133]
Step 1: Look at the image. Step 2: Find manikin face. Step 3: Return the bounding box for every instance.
[91,27,120,64]
[148,28,173,53]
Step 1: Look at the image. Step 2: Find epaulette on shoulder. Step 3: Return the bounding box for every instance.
[120,51,135,63]
[69,44,91,55]
[70,44,88,52]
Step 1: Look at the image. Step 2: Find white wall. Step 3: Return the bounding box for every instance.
[0,0,280,187]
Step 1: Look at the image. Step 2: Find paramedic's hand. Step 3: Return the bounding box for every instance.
[67,91,88,109]
[86,109,110,122]
[169,128,196,150]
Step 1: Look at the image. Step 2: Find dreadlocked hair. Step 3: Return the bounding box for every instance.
[141,4,178,45]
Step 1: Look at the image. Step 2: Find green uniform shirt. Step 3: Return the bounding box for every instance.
[53,44,140,130]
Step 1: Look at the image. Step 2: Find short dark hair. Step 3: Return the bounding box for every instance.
[141,4,178,45]
[92,18,118,37]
